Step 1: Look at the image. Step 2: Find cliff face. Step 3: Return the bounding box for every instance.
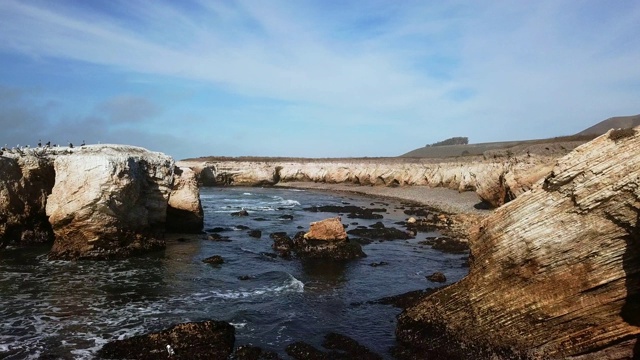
[180,154,556,208]
[0,145,203,259]
[0,154,55,247]
[395,128,640,359]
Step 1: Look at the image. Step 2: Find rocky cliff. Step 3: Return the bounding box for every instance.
[0,154,55,247]
[395,128,640,359]
[1,145,203,259]
[180,154,556,208]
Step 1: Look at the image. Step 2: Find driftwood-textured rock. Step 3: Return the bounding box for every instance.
[166,166,204,233]
[46,145,175,260]
[0,154,55,247]
[396,128,640,358]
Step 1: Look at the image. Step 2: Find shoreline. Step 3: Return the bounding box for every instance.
[274,181,491,216]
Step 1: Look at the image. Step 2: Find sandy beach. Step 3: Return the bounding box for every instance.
[276,181,491,215]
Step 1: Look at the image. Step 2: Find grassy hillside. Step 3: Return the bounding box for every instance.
[575,114,640,136]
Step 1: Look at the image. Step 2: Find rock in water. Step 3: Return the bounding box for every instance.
[98,320,235,359]
[304,217,347,242]
[46,145,174,260]
[396,128,640,358]
[166,165,204,233]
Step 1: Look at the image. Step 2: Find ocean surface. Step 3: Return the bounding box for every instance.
[0,187,469,359]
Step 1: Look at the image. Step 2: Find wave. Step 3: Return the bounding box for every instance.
[190,272,304,300]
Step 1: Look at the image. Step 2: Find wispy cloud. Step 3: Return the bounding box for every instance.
[0,0,638,158]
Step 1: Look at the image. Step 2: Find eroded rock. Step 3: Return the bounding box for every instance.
[304,217,347,242]
[396,128,640,358]
[45,145,174,260]
[166,166,204,233]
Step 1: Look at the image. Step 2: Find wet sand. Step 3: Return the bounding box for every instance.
[276,182,491,215]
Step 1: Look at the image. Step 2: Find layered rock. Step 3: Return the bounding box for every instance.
[180,154,557,208]
[395,128,640,358]
[292,218,365,260]
[166,166,204,233]
[0,154,55,247]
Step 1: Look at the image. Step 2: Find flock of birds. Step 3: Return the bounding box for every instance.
[0,140,86,157]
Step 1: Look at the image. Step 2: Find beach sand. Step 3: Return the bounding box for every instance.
[276,182,491,215]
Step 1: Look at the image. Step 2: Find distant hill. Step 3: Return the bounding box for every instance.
[400,114,640,158]
[575,114,640,136]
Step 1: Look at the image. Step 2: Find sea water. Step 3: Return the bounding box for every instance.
[0,187,469,359]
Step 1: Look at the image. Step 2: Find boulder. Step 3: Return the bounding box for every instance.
[46,145,174,260]
[293,230,365,260]
[97,320,235,359]
[0,154,55,247]
[304,217,347,242]
[166,165,204,233]
[396,128,640,358]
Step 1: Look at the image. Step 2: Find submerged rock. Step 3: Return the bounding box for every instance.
[426,272,446,283]
[285,332,382,360]
[346,227,413,241]
[396,128,640,358]
[203,255,224,265]
[98,320,235,359]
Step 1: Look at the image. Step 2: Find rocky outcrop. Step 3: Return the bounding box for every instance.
[166,166,204,233]
[395,128,640,358]
[45,145,174,259]
[98,320,235,359]
[180,154,557,208]
[0,154,55,247]
[304,217,347,242]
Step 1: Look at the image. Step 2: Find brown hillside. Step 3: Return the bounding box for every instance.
[576,114,640,136]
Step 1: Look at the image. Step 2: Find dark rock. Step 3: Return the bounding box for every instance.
[285,333,382,360]
[231,209,249,217]
[351,222,359,225]
[369,222,386,229]
[248,230,262,238]
[207,234,232,242]
[292,232,365,260]
[232,345,281,359]
[176,237,189,242]
[207,227,228,233]
[303,205,385,220]
[352,238,373,245]
[369,261,389,267]
[98,320,235,359]
[427,272,447,283]
[420,237,469,254]
[321,333,382,360]
[260,252,278,259]
[253,217,268,221]
[346,227,413,241]
[279,214,294,220]
[235,225,250,230]
[203,255,224,265]
[270,232,293,258]
[238,275,251,281]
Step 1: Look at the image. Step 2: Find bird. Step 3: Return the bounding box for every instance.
[166,344,175,356]
[68,142,73,148]
[81,140,86,146]
[46,141,51,147]
[38,139,42,147]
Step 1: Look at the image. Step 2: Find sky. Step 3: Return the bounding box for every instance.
[1,0,639,160]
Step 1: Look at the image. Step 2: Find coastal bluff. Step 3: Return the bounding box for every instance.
[179,152,564,209]
[1,145,203,259]
[395,128,640,358]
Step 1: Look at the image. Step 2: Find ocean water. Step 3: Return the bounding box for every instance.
[0,187,469,359]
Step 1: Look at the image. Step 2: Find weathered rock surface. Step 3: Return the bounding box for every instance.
[0,154,55,247]
[304,217,347,241]
[166,165,204,233]
[181,154,558,208]
[45,145,176,259]
[98,320,235,359]
[395,128,640,358]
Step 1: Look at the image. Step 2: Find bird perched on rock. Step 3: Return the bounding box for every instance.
[68,142,73,148]
[81,140,86,146]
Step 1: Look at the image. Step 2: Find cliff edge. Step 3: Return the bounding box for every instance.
[395,127,640,359]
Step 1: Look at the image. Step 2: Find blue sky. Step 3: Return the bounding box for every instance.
[1,0,639,159]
